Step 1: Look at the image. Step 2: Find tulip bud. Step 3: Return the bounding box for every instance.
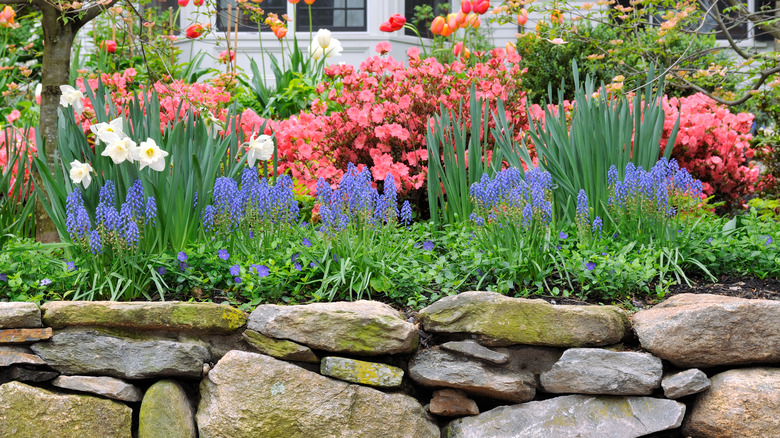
[517,8,528,26]
[430,16,445,35]
[461,0,472,14]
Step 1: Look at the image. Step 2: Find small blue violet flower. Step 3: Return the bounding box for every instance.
[585,262,596,271]
[40,278,52,286]
[302,238,312,247]
[229,264,241,276]
[218,249,230,260]
[177,251,188,262]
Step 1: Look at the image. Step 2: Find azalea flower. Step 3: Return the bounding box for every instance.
[59,85,85,115]
[69,160,94,189]
[90,117,126,143]
[132,138,169,171]
[102,136,138,164]
[548,38,567,45]
[246,133,274,167]
[310,29,343,60]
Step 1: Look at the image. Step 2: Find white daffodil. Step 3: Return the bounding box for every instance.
[59,85,85,115]
[310,29,343,60]
[90,117,126,143]
[101,136,137,164]
[132,138,169,172]
[69,160,94,189]
[246,134,274,167]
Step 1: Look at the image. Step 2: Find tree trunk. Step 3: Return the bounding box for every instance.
[34,7,79,243]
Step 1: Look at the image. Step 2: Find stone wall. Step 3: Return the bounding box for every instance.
[0,292,778,437]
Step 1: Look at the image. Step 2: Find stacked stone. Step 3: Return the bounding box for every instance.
[0,292,777,438]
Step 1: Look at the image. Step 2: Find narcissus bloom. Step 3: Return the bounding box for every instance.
[133,138,169,171]
[246,134,274,166]
[69,160,94,189]
[59,85,85,115]
[90,117,126,143]
[102,137,138,164]
[101,40,117,53]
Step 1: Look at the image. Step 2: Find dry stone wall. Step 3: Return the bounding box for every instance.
[0,292,778,437]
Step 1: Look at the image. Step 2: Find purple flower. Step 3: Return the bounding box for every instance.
[422,240,434,251]
[65,261,76,271]
[177,251,188,262]
[302,238,312,247]
[157,267,166,276]
[180,262,189,271]
[0,273,7,282]
[218,249,229,260]
[40,278,52,286]
[558,232,568,240]
[230,264,241,276]
[707,237,713,244]
[249,230,254,239]
[766,235,773,246]
[256,265,269,277]
[310,261,317,268]
[234,277,242,284]
[585,262,596,271]
[294,262,302,271]
[291,253,300,262]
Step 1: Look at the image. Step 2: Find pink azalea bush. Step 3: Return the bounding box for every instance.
[661,93,770,202]
[0,127,36,198]
[271,46,531,194]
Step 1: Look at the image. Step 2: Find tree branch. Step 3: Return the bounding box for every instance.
[74,0,119,29]
[671,64,780,105]
[0,0,35,5]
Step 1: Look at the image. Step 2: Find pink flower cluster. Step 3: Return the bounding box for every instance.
[661,93,768,201]
[271,47,530,193]
[0,127,36,198]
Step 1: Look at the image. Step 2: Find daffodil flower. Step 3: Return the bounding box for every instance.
[69,160,94,188]
[246,134,275,167]
[59,85,85,115]
[132,138,169,171]
[102,137,138,164]
[90,117,127,143]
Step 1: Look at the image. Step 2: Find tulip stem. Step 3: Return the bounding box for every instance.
[403,23,428,59]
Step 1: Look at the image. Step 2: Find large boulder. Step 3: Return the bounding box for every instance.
[42,301,246,334]
[139,380,196,438]
[418,291,629,347]
[683,367,780,437]
[0,381,132,438]
[632,294,780,367]
[540,348,663,395]
[409,346,536,403]
[247,301,418,355]
[443,395,686,438]
[30,329,209,379]
[0,303,41,328]
[197,350,439,438]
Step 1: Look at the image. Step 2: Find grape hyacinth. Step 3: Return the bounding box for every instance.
[469,167,554,229]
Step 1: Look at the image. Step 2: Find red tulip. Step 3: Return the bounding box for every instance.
[461,0,472,14]
[379,21,394,32]
[193,0,203,6]
[517,8,528,26]
[388,14,406,29]
[186,23,205,39]
[177,0,188,6]
[472,0,489,15]
[101,40,117,53]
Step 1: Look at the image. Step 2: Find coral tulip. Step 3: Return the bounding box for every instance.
[177,0,188,6]
[289,0,300,3]
[441,23,453,37]
[447,13,458,31]
[101,40,117,53]
[517,8,528,26]
[472,0,489,15]
[456,11,468,28]
[0,6,15,28]
[304,0,315,4]
[185,23,205,38]
[461,0,472,14]
[453,41,470,59]
[273,26,288,39]
[430,16,445,35]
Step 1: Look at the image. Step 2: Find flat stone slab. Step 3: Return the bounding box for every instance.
[443,395,686,438]
[540,348,663,395]
[320,357,404,388]
[52,375,143,402]
[139,380,196,438]
[409,346,536,403]
[683,367,780,437]
[0,327,52,343]
[632,293,780,367]
[7,366,59,383]
[441,340,509,364]
[429,389,479,417]
[42,301,246,334]
[242,329,318,363]
[0,346,47,367]
[662,369,710,399]
[30,329,210,379]
[197,350,439,438]
[0,381,132,438]
[418,291,629,347]
[0,303,41,328]
[247,300,418,355]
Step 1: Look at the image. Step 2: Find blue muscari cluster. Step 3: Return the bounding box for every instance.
[202,168,299,234]
[65,180,156,254]
[316,163,410,235]
[607,158,703,217]
[469,167,553,227]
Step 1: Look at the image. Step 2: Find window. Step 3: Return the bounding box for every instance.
[699,0,749,40]
[216,0,287,32]
[295,0,367,32]
[404,0,449,38]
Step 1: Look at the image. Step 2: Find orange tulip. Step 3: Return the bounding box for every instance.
[456,11,468,28]
[304,0,315,4]
[447,13,458,31]
[517,8,528,26]
[430,16,445,35]
[274,26,288,39]
[551,10,563,24]
[0,6,16,28]
[441,23,453,37]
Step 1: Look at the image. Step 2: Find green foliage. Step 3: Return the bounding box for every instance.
[0,129,36,246]
[523,62,680,220]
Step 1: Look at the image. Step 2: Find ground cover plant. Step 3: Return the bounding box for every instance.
[1,1,780,310]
